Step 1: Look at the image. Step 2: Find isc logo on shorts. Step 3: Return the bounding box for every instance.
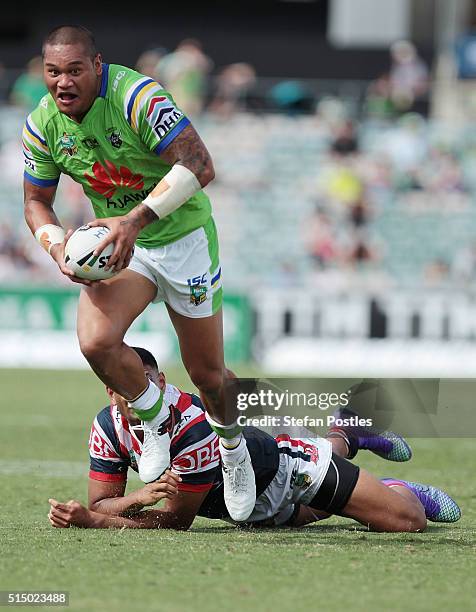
[187,274,207,286]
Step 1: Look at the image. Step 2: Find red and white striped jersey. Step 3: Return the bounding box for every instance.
[89,384,220,493]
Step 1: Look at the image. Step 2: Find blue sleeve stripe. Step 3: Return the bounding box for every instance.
[126,78,154,124]
[24,171,59,187]
[25,118,47,146]
[153,117,190,155]
[99,63,110,97]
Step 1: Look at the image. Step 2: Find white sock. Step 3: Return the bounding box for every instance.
[220,435,245,454]
[128,381,167,423]
[205,413,243,450]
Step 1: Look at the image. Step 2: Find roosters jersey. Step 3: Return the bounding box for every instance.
[89,384,220,493]
[88,383,281,518]
[22,63,211,248]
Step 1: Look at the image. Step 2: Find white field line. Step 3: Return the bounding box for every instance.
[0,459,88,478]
[0,459,142,481]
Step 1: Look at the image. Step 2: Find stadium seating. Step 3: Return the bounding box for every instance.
[1,105,476,289]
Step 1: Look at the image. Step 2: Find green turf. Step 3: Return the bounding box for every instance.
[0,368,475,612]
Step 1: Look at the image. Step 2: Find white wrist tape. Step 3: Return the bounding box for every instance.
[143,164,201,219]
[34,224,65,254]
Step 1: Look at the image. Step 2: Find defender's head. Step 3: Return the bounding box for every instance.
[107,347,166,424]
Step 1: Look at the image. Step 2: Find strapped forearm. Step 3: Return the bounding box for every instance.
[25,198,64,254]
[142,164,201,220]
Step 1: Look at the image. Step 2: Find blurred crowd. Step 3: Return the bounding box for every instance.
[301,105,474,289]
[1,37,476,290]
[0,38,431,118]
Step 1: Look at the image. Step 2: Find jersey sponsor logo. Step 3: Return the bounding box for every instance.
[24,157,36,172]
[105,127,123,149]
[173,435,220,473]
[89,420,122,461]
[23,142,36,172]
[58,132,78,157]
[146,96,183,139]
[84,160,144,198]
[112,70,126,92]
[82,136,100,150]
[106,185,155,209]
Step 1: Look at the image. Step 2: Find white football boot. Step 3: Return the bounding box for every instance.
[220,438,256,522]
[138,415,171,483]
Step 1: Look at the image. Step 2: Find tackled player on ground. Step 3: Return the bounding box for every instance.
[48,347,461,532]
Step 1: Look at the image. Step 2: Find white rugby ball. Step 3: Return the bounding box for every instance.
[64,225,117,280]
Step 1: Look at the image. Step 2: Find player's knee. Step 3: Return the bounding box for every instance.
[79,335,119,364]
[394,505,427,532]
[188,364,224,394]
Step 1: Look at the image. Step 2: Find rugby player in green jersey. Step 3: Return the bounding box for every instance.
[23,25,255,521]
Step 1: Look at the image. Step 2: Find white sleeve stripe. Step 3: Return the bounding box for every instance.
[132,83,161,127]
[89,453,124,463]
[26,115,47,144]
[22,127,50,155]
[123,76,153,121]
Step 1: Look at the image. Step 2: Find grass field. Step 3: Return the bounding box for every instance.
[0,368,475,612]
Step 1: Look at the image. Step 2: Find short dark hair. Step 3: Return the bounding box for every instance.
[131,347,159,371]
[42,25,97,60]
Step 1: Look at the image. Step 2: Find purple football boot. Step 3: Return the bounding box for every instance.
[328,407,412,462]
[381,479,461,523]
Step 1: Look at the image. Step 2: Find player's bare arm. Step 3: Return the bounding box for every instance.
[24,180,95,286]
[158,123,215,186]
[88,124,215,272]
[87,471,182,516]
[50,474,207,530]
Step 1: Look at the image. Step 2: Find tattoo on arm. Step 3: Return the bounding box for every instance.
[122,203,158,228]
[159,124,213,185]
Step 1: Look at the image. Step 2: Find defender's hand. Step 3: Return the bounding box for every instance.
[133,471,181,507]
[87,217,139,272]
[50,230,96,286]
[48,499,97,528]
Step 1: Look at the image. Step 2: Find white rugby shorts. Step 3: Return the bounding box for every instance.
[247,435,333,524]
[128,217,223,318]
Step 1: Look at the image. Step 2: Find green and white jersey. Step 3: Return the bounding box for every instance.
[22,63,211,248]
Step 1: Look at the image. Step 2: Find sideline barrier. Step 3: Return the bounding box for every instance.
[0,287,251,367]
